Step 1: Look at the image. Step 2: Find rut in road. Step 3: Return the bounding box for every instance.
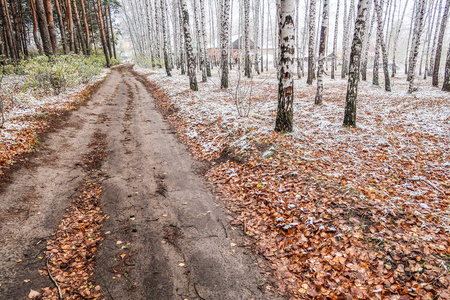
[0,67,284,300]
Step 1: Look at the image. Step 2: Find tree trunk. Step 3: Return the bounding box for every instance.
[315,0,329,105]
[9,0,24,57]
[392,0,409,77]
[341,0,348,78]
[43,0,58,54]
[66,0,75,52]
[103,5,112,60]
[343,0,370,127]
[254,0,260,74]
[199,0,211,77]
[220,0,231,88]
[405,0,416,74]
[0,0,17,60]
[373,32,380,85]
[307,0,316,84]
[432,0,449,86]
[95,0,110,67]
[180,0,198,91]
[80,0,90,55]
[35,0,53,56]
[374,0,390,91]
[361,6,374,81]
[28,0,43,54]
[54,0,68,54]
[275,0,295,133]
[193,0,205,81]
[331,0,340,79]
[244,0,251,78]
[429,0,444,76]
[443,42,450,91]
[407,0,426,93]
[72,0,86,55]
[161,0,172,76]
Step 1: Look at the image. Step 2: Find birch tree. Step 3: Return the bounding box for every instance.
[315,0,329,105]
[244,0,251,78]
[443,43,450,91]
[407,0,426,93]
[220,0,231,88]
[331,0,340,79]
[180,0,198,91]
[432,0,449,86]
[275,0,295,132]
[343,0,370,127]
[161,0,172,76]
[374,0,391,91]
[392,0,409,77]
[307,0,316,84]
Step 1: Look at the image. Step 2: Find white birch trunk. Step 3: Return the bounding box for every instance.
[220,0,231,88]
[180,0,198,91]
[331,0,340,79]
[275,0,296,132]
[343,0,370,127]
[407,0,426,93]
[374,0,391,91]
[432,0,450,86]
[315,0,329,104]
[307,0,316,84]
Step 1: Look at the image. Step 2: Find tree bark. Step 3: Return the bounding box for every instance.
[80,0,90,55]
[43,0,58,54]
[0,0,17,59]
[54,0,68,54]
[66,0,75,52]
[392,0,409,77]
[361,6,375,81]
[275,0,295,133]
[443,42,450,91]
[341,0,349,78]
[95,0,110,67]
[374,0,391,91]
[161,0,172,76]
[220,0,231,88]
[180,0,198,91]
[331,0,340,79]
[35,0,53,56]
[315,0,329,105]
[343,0,370,127]
[244,0,251,78]
[72,0,86,55]
[407,0,426,93]
[307,0,316,84]
[254,0,261,74]
[432,0,449,86]
[199,0,211,77]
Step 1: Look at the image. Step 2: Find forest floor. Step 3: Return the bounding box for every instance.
[132,64,450,299]
[0,65,284,300]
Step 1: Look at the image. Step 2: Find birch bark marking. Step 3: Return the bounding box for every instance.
[275,0,295,133]
[244,0,251,78]
[392,0,409,77]
[180,0,198,91]
[331,0,340,79]
[306,0,316,84]
[374,0,391,91]
[343,0,370,127]
[432,0,450,86]
[199,0,211,77]
[315,0,329,105]
[407,0,426,93]
[161,0,172,76]
[443,42,450,91]
[220,0,231,88]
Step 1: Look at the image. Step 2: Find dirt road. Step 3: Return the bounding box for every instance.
[0,66,282,300]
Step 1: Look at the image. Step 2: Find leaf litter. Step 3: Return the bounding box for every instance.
[135,65,449,299]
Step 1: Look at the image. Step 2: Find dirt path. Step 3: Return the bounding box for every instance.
[0,67,283,300]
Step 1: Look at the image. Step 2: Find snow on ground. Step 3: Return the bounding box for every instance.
[0,70,110,148]
[136,64,450,298]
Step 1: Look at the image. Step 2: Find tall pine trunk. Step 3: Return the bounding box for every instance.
[315,0,329,105]
[275,0,295,133]
[35,0,53,56]
[54,0,68,54]
[80,0,90,55]
[43,0,58,54]
[66,0,75,52]
[180,0,198,91]
[95,0,110,67]
[72,0,86,55]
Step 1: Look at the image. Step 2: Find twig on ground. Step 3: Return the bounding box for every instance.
[47,253,63,299]
[407,177,445,194]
